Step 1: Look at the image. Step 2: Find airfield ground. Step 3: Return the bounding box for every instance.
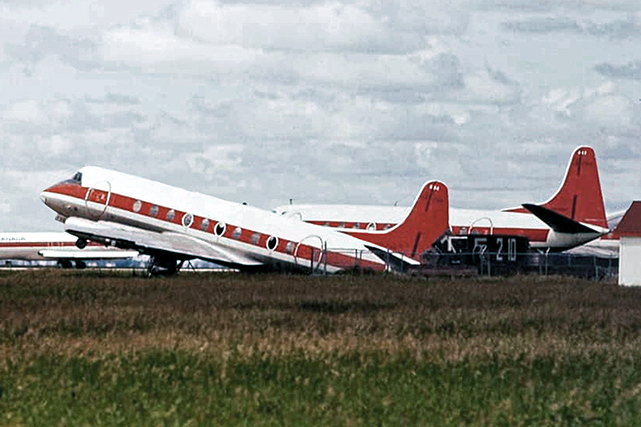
[2,270,641,426]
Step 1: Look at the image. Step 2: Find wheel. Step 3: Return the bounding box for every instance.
[58,260,73,269]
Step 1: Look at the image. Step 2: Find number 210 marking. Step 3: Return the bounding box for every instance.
[496,238,517,261]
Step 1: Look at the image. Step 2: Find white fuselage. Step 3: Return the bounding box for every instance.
[273,204,603,251]
[41,167,408,273]
[0,232,134,261]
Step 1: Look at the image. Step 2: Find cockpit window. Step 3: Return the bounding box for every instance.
[61,171,82,185]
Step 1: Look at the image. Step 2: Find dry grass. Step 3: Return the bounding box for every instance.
[1,270,639,360]
[3,270,641,426]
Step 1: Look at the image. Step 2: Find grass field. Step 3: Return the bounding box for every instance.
[2,270,641,426]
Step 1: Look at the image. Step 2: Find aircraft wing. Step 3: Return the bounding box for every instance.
[63,217,264,267]
[38,249,139,260]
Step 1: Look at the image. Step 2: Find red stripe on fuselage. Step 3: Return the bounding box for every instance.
[309,220,550,244]
[44,184,385,269]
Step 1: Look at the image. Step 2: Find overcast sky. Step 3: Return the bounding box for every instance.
[1,0,640,231]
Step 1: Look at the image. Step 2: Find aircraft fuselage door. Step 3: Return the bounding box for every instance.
[85,180,111,219]
[294,235,325,273]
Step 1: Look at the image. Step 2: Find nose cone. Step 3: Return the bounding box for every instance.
[40,184,59,207]
[39,183,70,215]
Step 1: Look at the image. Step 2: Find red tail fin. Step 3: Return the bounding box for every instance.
[506,146,607,228]
[345,181,449,259]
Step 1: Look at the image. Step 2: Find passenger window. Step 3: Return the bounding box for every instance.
[232,227,242,240]
[214,222,226,237]
[182,213,194,227]
[267,236,278,251]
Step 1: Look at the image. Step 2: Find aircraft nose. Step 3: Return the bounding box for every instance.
[40,184,65,212]
[40,185,57,206]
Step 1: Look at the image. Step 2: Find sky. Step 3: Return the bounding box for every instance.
[1,0,640,231]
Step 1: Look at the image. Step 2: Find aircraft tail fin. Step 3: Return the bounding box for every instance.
[346,181,449,260]
[506,146,607,229]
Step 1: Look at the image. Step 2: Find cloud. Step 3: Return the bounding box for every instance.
[5,25,98,74]
[1,0,640,229]
[501,17,641,39]
[95,10,519,106]
[179,0,385,52]
[477,0,641,12]
[595,60,641,80]
[0,0,176,31]
[501,17,581,33]
[85,92,141,105]
[582,94,636,128]
[177,0,468,53]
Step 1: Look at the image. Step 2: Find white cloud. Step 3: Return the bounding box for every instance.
[99,24,266,71]
[2,99,46,123]
[46,134,73,156]
[476,0,640,12]
[583,95,634,128]
[0,0,176,31]
[179,0,383,51]
[186,145,243,176]
[0,0,640,230]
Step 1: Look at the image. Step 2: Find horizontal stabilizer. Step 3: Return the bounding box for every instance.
[364,245,420,270]
[522,203,600,234]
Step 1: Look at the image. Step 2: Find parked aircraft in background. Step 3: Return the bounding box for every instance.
[274,146,609,252]
[40,167,449,275]
[565,210,626,257]
[0,232,139,268]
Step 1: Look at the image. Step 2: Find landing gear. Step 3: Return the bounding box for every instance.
[75,238,87,249]
[58,259,73,269]
[57,260,87,269]
[146,254,184,277]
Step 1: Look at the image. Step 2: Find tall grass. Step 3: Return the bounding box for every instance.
[1,271,641,425]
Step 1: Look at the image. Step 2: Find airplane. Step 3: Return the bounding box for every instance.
[273,146,609,252]
[0,232,139,268]
[566,210,626,257]
[39,167,450,275]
